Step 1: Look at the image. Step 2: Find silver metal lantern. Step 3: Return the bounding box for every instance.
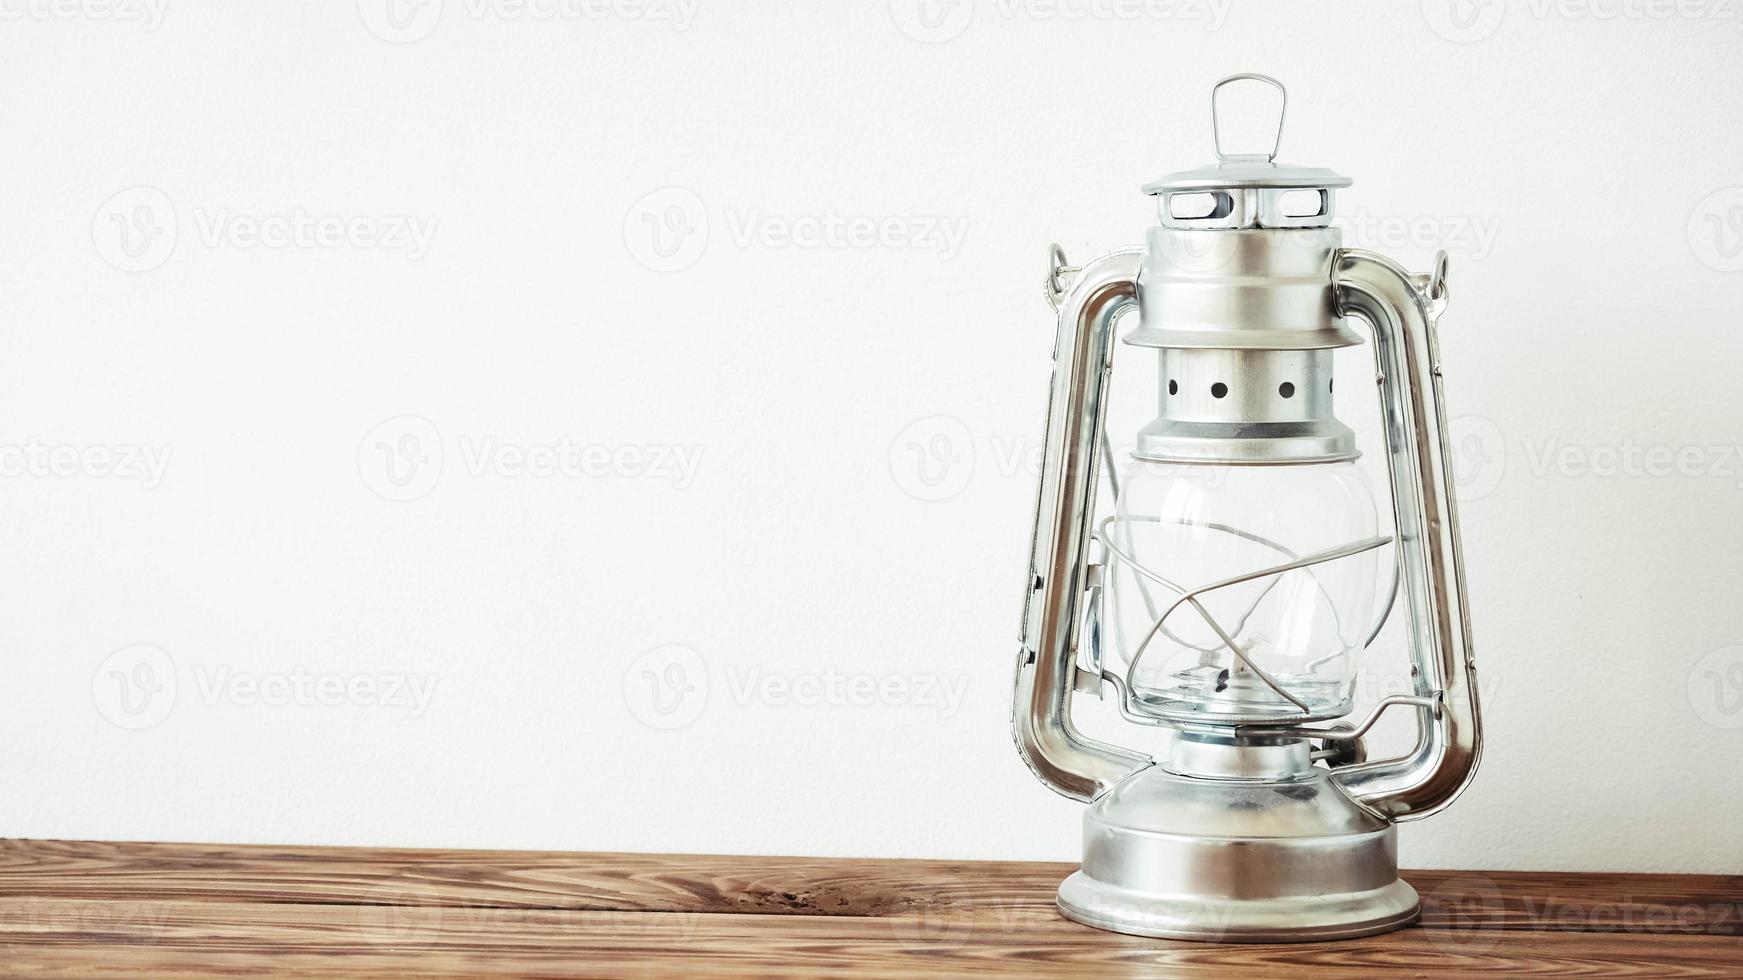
[1013,74,1482,942]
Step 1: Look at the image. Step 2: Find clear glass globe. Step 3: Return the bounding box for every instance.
[1104,459,1382,724]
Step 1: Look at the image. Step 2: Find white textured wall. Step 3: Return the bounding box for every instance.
[2,1,1740,874]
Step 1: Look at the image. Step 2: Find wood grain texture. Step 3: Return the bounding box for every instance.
[0,840,1737,977]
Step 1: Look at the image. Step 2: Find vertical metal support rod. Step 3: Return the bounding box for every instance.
[1014,249,1152,802]
[1330,249,1483,821]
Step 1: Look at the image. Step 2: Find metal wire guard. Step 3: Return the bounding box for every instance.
[1094,513,1393,726]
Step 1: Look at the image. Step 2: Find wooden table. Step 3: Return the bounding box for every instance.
[0,840,1737,977]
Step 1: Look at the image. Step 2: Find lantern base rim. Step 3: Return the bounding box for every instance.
[1056,756,1418,943]
[1058,872,1419,943]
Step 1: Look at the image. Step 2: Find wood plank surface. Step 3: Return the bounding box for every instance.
[0,839,1737,977]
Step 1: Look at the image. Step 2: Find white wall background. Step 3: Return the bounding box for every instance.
[1,1,1740,874]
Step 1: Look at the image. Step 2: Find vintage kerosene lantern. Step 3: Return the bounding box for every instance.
[1014,74,1482,941]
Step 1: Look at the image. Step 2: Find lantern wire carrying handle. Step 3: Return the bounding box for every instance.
[1211,73,1287,163]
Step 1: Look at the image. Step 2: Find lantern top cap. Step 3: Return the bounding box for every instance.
[1142,73,1352,196]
